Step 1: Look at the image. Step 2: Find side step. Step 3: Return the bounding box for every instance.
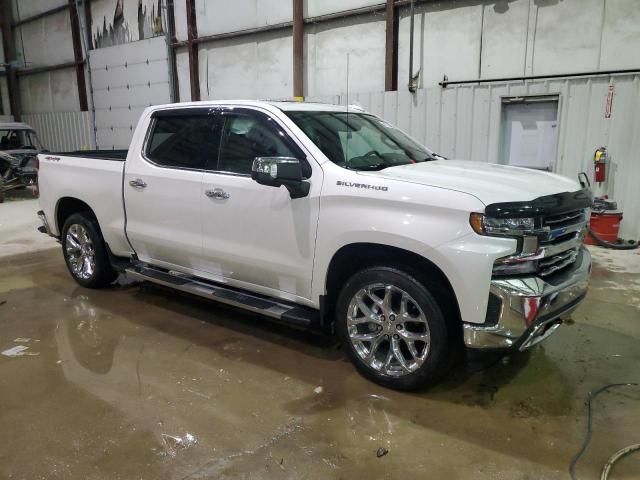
[124,265,319,330]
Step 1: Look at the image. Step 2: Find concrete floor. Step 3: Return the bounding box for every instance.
[0,205,639,479]
[0,191,58,259]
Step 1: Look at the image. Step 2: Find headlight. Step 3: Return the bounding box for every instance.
[469,213,536,236]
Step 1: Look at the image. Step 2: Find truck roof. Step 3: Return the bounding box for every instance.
[0,122,35,131]
[147,100,364,114]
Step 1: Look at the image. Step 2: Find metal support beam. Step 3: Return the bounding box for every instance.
[166,0,179,102]
[439,69,640,87]
[84,0,92,50]
[385,0,398,91]
[69,0,88,111]
[11,3,70,28]
[1,0,21,120]
[185,0,200,101]
[292,0,304,99]
[11,61,85,77]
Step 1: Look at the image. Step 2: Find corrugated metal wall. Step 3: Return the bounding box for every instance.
[310,73,640,239]
[22,111,95,152]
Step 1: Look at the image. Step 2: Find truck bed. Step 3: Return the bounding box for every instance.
[37,151,131,256]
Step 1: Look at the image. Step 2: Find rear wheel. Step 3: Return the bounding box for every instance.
[336,267,450,391]
[61,213,117,288]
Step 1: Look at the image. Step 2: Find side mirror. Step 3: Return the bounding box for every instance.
[251,157,310,199]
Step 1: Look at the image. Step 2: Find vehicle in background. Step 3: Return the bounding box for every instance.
[36,101,592,390]
[0,122,43,203]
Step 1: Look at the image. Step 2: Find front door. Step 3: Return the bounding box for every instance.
[124,109,217,271]
[200,107,321,302]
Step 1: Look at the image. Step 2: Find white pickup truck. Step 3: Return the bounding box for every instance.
[37,100,592,390]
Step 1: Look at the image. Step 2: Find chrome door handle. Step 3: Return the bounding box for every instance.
[205,188,230,200]
[129,178,147,189]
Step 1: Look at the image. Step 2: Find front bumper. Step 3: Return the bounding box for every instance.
[463,247,591,350]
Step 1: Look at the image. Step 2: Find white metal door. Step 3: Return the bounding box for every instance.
[124,109,216,271]
[501,100,558,170]
[199,109,321,301]
[89,36,171,149]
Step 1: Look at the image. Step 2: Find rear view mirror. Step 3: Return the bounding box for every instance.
[251,157,310,199]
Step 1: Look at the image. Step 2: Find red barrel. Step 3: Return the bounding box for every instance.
[585,211,623,245]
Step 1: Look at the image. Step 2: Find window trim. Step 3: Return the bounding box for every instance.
[140,105,314,179]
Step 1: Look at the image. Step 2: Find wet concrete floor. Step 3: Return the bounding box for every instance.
[0,247,638,479]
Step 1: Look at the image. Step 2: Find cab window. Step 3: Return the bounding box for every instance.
[216,111,303,176]
[146,113,217,169]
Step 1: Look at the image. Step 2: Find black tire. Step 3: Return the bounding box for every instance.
[336,267,451,391]
[61,213,117,288]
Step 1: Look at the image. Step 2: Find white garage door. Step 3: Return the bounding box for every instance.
[89,35,171,149]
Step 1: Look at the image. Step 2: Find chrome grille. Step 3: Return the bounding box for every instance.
[543,210,586,230]
[538,209,586,277]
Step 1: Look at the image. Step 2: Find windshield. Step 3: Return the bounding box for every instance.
[0,129,43,151]
[286,111,437,171]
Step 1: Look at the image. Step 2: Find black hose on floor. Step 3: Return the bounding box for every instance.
[569,382,640,480]
[588,228,640,250]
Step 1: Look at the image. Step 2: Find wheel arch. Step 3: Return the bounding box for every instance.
[56,197,98,233]
[323,243,462,333]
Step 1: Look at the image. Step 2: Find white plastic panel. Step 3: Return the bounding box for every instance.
[599,0,640,70]
[19,69,80,114]
[398,1,483,89]
[22,111,94,151]
[305,0,382,18]
[305,15,385,97]
[195,0,292,37]
[14,10,75,67]
[199,31,293,100]
[532,0,603,75]
[480,0,529,78]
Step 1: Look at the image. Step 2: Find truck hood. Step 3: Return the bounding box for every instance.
[364,160,581,206]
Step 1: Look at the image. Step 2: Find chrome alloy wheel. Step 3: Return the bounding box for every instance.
[65,224,96,280]
[347,283,431,377]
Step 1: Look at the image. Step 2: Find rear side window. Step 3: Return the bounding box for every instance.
[146,114,217,169]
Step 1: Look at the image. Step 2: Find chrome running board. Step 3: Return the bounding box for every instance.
[125,265,319,329]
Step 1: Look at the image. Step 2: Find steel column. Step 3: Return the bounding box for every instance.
[0,0,21,120]
[385,0,398,91]
[185,0,200,101]
[293,0,304,99]
[69,0,88,111]
[166,0,179,102]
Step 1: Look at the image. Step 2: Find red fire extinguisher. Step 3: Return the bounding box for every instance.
[594,147,607,183]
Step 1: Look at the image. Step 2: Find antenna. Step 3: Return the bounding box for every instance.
[346,53,351,168]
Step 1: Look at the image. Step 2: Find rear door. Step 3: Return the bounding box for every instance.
[199,107,321,301]
[124,108,218,271]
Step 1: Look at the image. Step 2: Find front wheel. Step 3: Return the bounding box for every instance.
[336,267,451,391]
[61,213,117,288]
